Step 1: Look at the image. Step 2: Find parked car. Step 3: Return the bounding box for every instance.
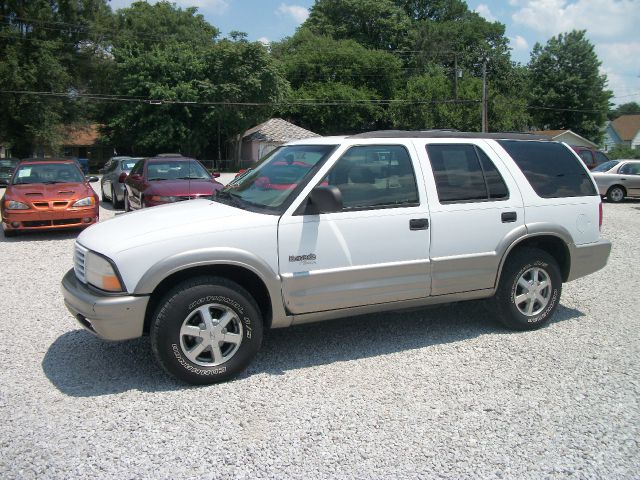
[123,155,223,211]
[591,159,640,202]
[571,146,610,170]
[62,132,611,384]
[99,156,142,208]
[0,157,21,187]
[1,159,99,237]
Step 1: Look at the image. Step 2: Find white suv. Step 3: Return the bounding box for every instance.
[61,131,611,384]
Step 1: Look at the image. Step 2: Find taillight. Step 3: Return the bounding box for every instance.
[599,202,603,230]
[118,172,128,183]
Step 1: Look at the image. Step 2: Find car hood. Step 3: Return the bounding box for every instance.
[6,182,94,201]
[144,179,222,196]
[78,199,277,257]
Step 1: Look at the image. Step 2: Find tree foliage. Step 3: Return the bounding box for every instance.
[0,0,111,157]
[528,30,611,143]
[609,102,640,120]
[608,144,640,160]
[102,2,289,158]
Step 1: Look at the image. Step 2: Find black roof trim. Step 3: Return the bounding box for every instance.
[348,130,551,141]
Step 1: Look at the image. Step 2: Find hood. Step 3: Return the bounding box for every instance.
[145,179,222,196]
[6,182,94,201]
[77,199,278,257]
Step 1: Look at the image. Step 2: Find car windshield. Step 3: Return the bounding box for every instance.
[13,163,84,184]
[592,160,619,172]
[121,159,140,171]
[216,145,336,212]
[0,159,19,169]
[147,160,210,180]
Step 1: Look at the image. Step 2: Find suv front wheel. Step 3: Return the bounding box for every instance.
[493,248,562,331]
[150,276,263,384]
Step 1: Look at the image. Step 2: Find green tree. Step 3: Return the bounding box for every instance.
[528,30,611,143]
[609,101,640,120]
[0,0,112,157]
[102,2,289,158]
[305,0,411,51]
[283,82,384,135]
[608,144,640,160]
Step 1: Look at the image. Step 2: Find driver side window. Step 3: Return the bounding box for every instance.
[324,145,419,210]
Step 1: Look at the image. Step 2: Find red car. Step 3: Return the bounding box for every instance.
[571,146,611,170]
[123,155,223,210]
[1,159,99,237]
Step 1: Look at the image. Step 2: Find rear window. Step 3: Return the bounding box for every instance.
[498,141,596,198]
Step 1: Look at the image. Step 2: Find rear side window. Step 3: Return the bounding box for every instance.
[498,141,596,198]
[426,144,509,203]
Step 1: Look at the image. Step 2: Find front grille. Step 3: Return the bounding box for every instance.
[74,243,88,283]
[53,218,81,226]
[53,201,69,208]
[33,202,49,208]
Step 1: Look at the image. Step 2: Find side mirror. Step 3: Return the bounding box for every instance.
[129,173,142,181]
[212,171,221,178]
[306,186,343,214]
[98,168,105,174]
[87,176,99,183]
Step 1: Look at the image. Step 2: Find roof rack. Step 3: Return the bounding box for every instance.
[348,130,551,141]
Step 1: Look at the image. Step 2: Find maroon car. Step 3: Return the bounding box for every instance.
[123,155,223,210]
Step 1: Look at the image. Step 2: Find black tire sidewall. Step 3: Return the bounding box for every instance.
[151,279,263,384]
[111,186,118,207]
[607,186,624,203]
[496,249,562,330]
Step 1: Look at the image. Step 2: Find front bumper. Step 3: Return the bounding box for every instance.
[61,269,149,341]
[567,239,612,281]
[2,206,98,231]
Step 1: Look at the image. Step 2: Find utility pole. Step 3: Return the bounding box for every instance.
[454,54,458,100]
[481,59,488,133]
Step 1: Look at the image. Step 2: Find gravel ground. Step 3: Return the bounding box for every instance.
[0,180,638,479]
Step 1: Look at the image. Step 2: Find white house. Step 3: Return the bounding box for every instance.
[603,114,640,152]
[532,130,598,148]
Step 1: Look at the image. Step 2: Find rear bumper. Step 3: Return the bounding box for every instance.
[567,239,612,281]
[61,269,149,341]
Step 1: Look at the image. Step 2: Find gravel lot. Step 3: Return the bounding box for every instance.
[0,180,638,479]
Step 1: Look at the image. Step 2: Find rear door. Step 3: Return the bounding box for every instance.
[415,139,525,296]
[619,162,640,196]
[278,142,432,315]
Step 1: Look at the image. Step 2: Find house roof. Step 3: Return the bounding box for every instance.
[243,118,319,143]
[611,114,640,141]
[60,123,101,146]
[531,129,597,148]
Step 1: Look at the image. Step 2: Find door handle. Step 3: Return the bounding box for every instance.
[409,218,429,230]
[501,211,517,223]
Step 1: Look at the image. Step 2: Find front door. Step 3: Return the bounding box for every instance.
[278,144,432,315]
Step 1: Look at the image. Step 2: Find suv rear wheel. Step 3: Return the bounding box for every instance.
[150,276,263,384]
[493,248,562,331]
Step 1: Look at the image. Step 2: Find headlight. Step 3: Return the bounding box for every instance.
[72,196,95,207]
[4,200,29,210]
[84,251,123,292]
[149,195,180,202]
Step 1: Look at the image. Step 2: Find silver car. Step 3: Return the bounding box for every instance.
[99,157,143,207]
[592,159,640,202]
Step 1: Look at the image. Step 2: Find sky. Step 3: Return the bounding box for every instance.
[107,0,640,106]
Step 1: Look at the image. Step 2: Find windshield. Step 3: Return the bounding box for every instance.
[146,160,210,180]
[0,159,19,169]
[217,144,336,212]
[592,160,619,172]
[13,163,84,184]
[121,159,140,171]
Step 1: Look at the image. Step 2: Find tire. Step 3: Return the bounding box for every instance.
[150,276,263,385]
[124,193,131,212]
[101,184,107,202]
[493,247,562,331]
[606,185,625,203]
[3,227,17,238]
[111,185,121,208]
